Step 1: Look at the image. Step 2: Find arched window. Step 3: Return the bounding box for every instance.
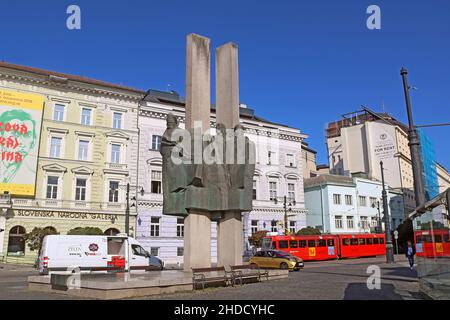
[7,226,26,256]
[44,226,58,234]
[104,228,120,236]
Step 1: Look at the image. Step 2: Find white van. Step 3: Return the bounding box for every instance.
[38,235,164,275]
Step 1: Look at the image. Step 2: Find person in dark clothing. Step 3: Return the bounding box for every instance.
[405,240,416,270]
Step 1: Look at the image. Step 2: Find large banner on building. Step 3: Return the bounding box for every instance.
[0,89,44,196]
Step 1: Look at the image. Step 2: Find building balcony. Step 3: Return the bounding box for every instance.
[9,198,131,213]
[106,162,128,171]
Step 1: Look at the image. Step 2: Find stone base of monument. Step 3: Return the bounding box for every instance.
[27,269,289,300]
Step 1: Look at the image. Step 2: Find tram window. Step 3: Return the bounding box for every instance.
[342,238,350,246]
[279,240,289,249]
[416,236,423,243]
[373,238,379,245]
[423,235,432,243]
[359,239,366,245]
[290,240,298,248]
[271,242,277,249]
[299,240,307,248]
[434,235,442,243]
[308,240,316,247]
[327,239,334,246]
[379,238,384,244]
[367,238,373,245]
[350,238,358,245]
[317,239,326,247]
[444,234,450,243]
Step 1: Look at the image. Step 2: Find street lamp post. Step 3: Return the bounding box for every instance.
[380,161,395,263]
[274,196,295,235]
[400,68,426,208]
[121,183,145,236]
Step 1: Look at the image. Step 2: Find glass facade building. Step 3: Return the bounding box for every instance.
[418,129,439,201]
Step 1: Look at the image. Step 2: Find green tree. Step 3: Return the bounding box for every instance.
[248,230,268,247]
[24,227,59,266]
[296,226,321,236]
[67,227,104,235]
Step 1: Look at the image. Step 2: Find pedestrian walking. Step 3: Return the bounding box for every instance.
[405,240,415,270]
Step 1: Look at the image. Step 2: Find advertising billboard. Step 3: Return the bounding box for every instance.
[0,89,44,196]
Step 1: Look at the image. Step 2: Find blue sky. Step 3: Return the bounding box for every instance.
[1,0,450,169]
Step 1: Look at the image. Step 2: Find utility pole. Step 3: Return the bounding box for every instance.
[380,161,395,263]
[125,182,130,236]
[401,68,426,208]
[283,196,288,235]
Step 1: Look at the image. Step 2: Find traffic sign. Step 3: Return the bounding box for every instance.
[394,230,398,240]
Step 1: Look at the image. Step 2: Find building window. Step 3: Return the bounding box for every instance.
[347,216,354,229]
[286,154,295,167]
[176,218,184,237]
[360,216,369,229]
[49,137,62,158]
[371,217,378,228]
[252,180,257,200]
[271,220,277,233]
[46,176,58,199]
[333,194,341,205]
[7,226,26,256]
[113,112,122,129]
[81,108,92,125]
[359,196,367,207]
[151,170,162,194]
[335,216,343,229]
[269,181,277,201]
[78,140,89,161]
[177,247,184,257]
[345,195,353,206]
[150,217,160,237]
[288,183,295,202]
[75,178,87,201]
[370,197,377,208]
[150,247,159,256]
[111,144,121,163]
[289,221,296,234]
[104,228,120,236]
[109,181,119,202]
[251,220,258,234]
[151,135,162,151]
[53,104,65,121]
[268,151,276,165]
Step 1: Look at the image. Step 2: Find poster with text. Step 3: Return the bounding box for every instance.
[0,89,44,196]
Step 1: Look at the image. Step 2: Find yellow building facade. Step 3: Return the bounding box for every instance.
[0,62,143,264]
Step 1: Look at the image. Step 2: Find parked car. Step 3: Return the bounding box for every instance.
[39,235,164,275]
[249,250,304,271]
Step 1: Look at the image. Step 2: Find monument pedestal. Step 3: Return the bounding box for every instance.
[184,210,212,271]
[217,211,243,267]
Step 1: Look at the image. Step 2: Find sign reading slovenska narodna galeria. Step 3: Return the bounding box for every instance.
[0,89,44,196]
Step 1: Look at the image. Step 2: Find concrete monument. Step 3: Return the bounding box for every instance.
[160,34,255,270]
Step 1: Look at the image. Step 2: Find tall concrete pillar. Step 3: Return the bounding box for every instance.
[216,43,244,267]
[217,211,243,267]
[184,34,212,271]
[215,42,240,129]
[185,33,211,132]
[184,210,212,271]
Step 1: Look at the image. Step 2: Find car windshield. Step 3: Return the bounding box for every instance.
[275,251,291,258]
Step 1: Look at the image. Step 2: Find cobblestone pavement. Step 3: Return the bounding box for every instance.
[139,256,427,300]
[0,256,428,300]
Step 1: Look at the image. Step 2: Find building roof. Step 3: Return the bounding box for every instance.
[0,61,144,94]
[301,142,317,154]
[304,174,355,189]
[326,107,410,138]
[144,88,302,130]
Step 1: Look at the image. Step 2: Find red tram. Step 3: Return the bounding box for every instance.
[262,233,386,261]
[414,230,450,258]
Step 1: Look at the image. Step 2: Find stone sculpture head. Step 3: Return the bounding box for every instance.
[166,113,178,129]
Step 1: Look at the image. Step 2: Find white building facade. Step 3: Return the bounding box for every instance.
[136,90,308,265]
[304,174,405,234]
